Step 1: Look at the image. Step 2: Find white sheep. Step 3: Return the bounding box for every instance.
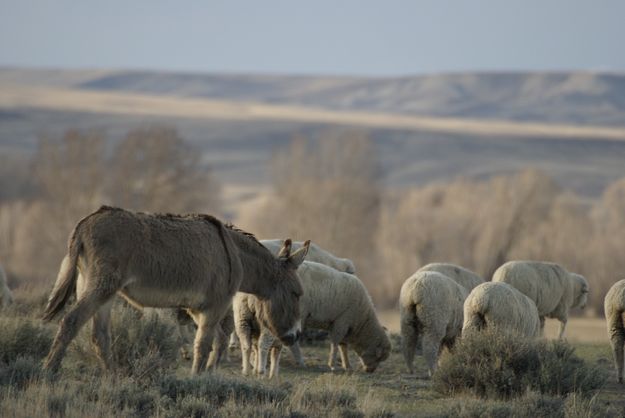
[492,261,588,338]
[399,270,468,376]
[417,262,485,292]
[236,261,391,378]
[604,279,625,384]
[462,282,541,338]
[0,264,13,308]
[261,239,356,273]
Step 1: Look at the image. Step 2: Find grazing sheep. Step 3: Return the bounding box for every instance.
[604,279,625,383]
[462,282,541,338]
[261,239,356,274]
[400,271,468,376]
[492,261,589,338]
[296,261,391,373]
[0,263,13,308]
[238,261,391,378]
[417,262,485,292]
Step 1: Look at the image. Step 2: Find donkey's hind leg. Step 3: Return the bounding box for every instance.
[43,290,116,373]
[91,300,114,371]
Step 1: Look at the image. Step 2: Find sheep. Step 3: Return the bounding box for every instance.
[462,282,541,338]
[297,262,390,373]
[492,261,589,338]
[235,261,391,378]
[417,262,485,292]
[604,279,625,384]
[0,263,13,308]
[261,239,356,274]
[233,292,285,378]
[399,270,468,376]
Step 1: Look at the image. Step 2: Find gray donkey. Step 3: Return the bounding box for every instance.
[42,206,308,375]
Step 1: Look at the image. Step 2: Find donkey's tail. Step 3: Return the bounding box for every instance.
[42,225,83,321]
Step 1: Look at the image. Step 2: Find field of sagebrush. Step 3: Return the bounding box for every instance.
[0,294,623,418]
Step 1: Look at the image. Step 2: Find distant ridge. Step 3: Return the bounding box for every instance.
[1,68,624,127]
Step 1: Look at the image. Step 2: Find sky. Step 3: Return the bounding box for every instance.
[1,0,624,76]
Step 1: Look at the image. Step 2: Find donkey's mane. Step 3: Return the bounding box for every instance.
[224,222,267,250]
[94,206,268,251]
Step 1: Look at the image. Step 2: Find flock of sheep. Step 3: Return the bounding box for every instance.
[0,206,624,386]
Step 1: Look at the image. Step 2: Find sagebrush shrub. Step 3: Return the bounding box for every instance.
[0,316,53,365]
[433,329,606,399]
[70,304,179,378]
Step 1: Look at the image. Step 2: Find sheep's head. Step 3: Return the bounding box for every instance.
[358,327,391,373]
[571,273,589,309]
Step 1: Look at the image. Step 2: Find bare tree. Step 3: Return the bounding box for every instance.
[252,131,382,294]
[109,126,219,214]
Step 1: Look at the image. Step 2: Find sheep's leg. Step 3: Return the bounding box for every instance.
[539,316,546,336]
[289,342,305,367]
[609,318,625,384]
[422,332,442,378]
[328,324,348,371]
[338,343,351,370]
[229,332,239,350]
[257,327,275,376]
[268,345,282,379]
[557,319,567,340]
[328,342,339,371]
[239,334,253,376]
[44,289,115,373]
[400,310,419,374]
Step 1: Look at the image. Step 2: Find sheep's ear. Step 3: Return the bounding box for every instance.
[287,240,310,268]
[277,239,292,259]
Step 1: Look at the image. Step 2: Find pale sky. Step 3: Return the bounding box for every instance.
[1,0,623,76]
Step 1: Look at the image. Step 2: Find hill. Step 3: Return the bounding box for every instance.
[1,67,625,200]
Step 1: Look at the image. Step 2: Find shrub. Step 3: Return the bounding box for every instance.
[158,373,288,407]
[0,356,41,389]
[536,340,606,396]
[433,329,606,399]
[0,317,53,365]
[69,304,179,379]
[438,392,565,418]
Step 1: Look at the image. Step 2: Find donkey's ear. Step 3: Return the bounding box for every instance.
[277,238,292,259]
[287,239,310,268]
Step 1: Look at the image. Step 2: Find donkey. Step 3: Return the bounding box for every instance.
[42,206,307,375]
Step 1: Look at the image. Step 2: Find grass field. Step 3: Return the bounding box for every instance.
[0,301,623,417]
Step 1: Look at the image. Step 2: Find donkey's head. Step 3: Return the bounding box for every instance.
[257,239,308,346]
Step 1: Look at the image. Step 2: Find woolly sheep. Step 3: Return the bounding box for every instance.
[417,262,485,292]
[462,282,541,338]
[296,262,390,373]
[492,261,589,338]
[604,279,625,383]
[237,261,391,378]
[0,263,13,308]
[261,239,356,274]
[400,271,468,376]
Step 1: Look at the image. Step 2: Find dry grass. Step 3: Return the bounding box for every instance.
[2,84,625,140]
